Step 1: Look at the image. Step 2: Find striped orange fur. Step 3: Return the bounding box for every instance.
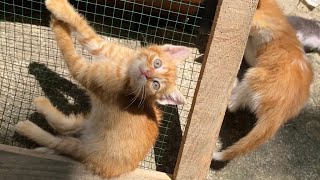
[15,0,191,178]
[213,0,314,161]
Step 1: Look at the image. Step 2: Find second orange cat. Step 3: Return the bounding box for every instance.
[213,0,313,161]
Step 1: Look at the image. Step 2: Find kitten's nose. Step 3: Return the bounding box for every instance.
[141,70,151,78]
[139,67,151,78]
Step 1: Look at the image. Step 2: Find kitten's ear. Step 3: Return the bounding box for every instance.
[157,88,186,106]
[162,44,192,63]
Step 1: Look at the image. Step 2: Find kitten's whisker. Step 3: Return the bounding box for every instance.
[141,86,146,109]
[142,86,146,108]
[125,86,142,110]
[128,87,142,103]
[126,86,141,96]
[141,86,147,109]
[138,86,145,108]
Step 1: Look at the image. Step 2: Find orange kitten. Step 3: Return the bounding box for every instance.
[15,0,191,178]
[213,0,313,161]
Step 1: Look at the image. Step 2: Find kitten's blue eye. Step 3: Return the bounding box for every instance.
[153,59,162,68]
[152,80,160,90]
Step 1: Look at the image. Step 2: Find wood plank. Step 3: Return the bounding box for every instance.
[173,0,259,179]
[0,144,74,162]
[0,145,172,180]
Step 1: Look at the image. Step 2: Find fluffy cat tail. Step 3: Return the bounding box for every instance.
[213,111,284,161]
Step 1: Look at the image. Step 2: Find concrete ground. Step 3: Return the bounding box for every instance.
[208,1,320,179]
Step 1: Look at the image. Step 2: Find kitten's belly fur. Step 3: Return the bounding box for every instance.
[79,102,159,174]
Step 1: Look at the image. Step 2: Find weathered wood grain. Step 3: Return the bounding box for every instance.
[173,0,259,179]
[0,145,172,180]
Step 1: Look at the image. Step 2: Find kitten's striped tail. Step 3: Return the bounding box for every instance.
[46,0,107,57]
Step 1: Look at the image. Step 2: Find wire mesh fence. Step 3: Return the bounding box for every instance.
[0,0,213,173]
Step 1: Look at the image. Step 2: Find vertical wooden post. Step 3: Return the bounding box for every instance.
[173,0,259,179]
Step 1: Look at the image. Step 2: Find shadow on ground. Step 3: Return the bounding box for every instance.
[13,62,91,148]
[155,105,183,174]
[209,62,258,170]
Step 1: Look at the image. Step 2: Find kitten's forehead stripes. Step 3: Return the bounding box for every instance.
[148,54,160,63]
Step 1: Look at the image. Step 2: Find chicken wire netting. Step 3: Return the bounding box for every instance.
[0,0,215,173]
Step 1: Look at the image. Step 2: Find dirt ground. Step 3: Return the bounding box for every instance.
[208,0,320,179]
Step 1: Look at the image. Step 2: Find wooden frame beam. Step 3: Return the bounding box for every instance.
[173,0,259,179]
[0,144,172,180]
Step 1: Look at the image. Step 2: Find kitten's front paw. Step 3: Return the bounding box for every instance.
[45,0,57,11]
[45,0,68,15]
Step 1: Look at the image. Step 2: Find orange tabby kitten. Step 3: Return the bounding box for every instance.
[213,0,313,161]
[15,0,191,178]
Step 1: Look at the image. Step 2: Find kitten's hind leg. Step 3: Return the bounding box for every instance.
[33,96,85,135]
[15,120,85,160]
[228,78,249,112]
[15,120,62,149]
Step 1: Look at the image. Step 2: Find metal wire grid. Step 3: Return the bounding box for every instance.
[0,0,205,172]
